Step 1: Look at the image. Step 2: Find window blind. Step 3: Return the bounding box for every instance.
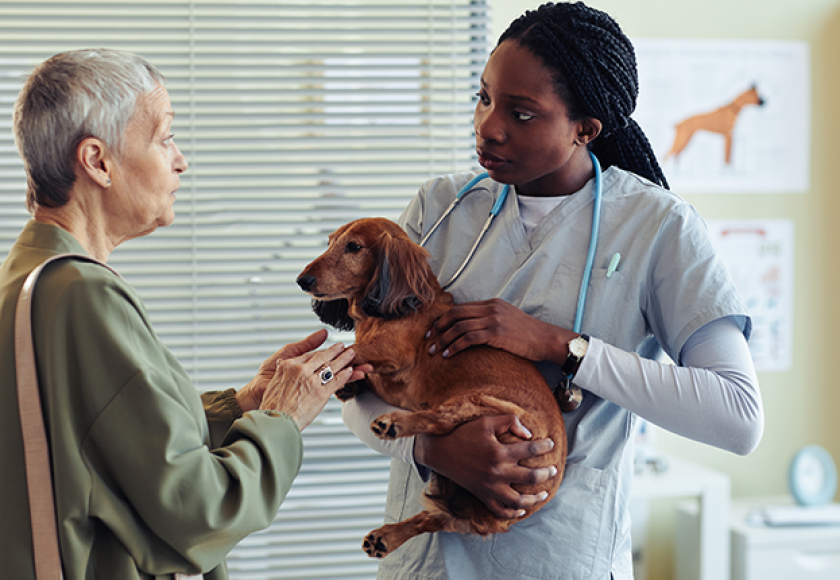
[0,1,491,578]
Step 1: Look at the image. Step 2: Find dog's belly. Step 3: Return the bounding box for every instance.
[367,345,566,459]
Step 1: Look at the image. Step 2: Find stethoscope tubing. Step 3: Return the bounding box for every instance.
[573,151,603,333]
[418,173,509,249]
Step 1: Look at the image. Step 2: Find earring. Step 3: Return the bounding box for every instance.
[106,178,111,185]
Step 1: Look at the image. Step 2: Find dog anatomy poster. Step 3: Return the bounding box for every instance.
[633,39,810,193]
[707,219,794,372]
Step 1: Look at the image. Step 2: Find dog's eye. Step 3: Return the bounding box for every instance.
[345,242,363,253]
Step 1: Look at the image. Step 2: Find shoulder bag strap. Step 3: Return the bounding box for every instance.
[15,253,118,579]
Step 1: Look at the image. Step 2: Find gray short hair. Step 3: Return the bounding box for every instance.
[12,48,166,211]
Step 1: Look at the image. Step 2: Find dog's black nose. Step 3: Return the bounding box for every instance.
[297,274,316,292]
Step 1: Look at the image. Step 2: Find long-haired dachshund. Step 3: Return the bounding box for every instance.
[296,217,566,559]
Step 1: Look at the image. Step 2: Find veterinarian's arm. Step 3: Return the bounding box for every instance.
[341,391,421,470]
[577,317,763,455]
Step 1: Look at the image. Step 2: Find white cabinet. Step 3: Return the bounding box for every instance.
[632,454,731,580]
[677,496,840,580]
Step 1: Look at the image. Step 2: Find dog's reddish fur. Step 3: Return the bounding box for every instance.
[297,217,566,559]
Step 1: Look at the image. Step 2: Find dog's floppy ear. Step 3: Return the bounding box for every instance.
[362,232,436,319]
[312,298,355,331]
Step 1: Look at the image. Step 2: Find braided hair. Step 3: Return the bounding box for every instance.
[498,1,669,189]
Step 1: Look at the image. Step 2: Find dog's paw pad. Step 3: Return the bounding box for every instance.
[363,533,389,558]
[334,383,359,402]
[371,417,400,440]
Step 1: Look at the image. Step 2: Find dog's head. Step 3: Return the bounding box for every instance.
[297,218,439,330]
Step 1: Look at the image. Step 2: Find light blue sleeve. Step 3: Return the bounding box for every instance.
[397,183,426,243]
[644,204,751,362]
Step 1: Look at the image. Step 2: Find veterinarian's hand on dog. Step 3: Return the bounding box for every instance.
[237,329,372,430]
[415,414,558,519]
[426,298,576,365]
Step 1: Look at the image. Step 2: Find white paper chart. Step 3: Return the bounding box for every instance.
[706,219,794,371]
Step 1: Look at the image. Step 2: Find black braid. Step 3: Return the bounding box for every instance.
[499,2,669,189]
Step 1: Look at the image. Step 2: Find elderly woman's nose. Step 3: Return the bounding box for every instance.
[174,143,188,173]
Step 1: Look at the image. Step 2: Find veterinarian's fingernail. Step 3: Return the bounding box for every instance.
[442,349,450,358]
[425,330,431,339]
[538,491,548,501]
[516,510,526,517]
[428,344,437,355]
[549,466,558,477]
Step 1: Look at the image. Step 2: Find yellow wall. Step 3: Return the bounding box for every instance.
[492,1,840,577]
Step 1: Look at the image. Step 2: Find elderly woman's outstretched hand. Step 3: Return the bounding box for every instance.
[238,329,371,430]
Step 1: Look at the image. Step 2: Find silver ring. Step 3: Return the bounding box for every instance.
[318,366,334,385]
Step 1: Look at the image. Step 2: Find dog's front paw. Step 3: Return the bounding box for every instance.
[335,379,363,402]
[370,413,401,440]
[363,531,389,558]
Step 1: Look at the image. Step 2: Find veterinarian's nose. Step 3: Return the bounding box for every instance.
[297,274,316,292]
[474,105,505,144]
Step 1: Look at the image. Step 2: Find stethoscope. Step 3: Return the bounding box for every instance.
[419,150,604,411]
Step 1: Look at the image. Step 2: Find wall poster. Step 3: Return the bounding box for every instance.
[634,39,810,194]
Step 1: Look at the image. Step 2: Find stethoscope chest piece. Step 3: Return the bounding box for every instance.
[555,380,584,412]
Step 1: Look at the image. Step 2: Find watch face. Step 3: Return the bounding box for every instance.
[569,336,588,358]
[789,445,838,507]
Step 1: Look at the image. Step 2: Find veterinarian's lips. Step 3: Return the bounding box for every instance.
[477,149,508,171]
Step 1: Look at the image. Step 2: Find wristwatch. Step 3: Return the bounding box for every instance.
[559,333,590,380]
[555,334,589,413]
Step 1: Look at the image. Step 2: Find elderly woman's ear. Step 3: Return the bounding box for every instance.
[77,137,112,189]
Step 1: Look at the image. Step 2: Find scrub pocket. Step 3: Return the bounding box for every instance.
[534,263,641,343]
[490,462,608,579]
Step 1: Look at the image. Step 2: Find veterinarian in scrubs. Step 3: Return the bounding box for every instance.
[0,49,370,580]
[342,3,763,579]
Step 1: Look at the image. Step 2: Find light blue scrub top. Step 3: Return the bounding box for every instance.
[374,166,749,580]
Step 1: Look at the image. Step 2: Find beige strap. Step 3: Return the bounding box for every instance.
[15,254,118,580]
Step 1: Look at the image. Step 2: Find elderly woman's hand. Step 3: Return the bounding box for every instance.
[237,329,371,430]
[261,340,369,430]
[236,329,327,413]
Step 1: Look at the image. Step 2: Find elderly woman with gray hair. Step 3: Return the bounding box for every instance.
[0,48,370,580]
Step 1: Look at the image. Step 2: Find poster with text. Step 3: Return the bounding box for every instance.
[707,219,793,371]
[634,39,810,193]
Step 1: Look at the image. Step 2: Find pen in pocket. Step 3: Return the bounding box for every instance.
[606,252,621,278]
